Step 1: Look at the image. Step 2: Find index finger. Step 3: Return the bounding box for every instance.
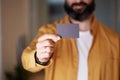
[38,34,61,42]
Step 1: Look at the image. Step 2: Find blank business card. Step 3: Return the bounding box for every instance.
[57,24,79,38]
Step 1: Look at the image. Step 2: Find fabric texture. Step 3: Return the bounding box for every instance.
[22,15,120,80]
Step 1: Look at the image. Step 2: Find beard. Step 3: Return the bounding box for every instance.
[64,0,95,21]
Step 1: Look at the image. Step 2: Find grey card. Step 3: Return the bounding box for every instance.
[57,24,79,38]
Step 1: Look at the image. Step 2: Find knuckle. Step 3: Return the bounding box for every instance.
[46,40,51,45]
[36,42,42,48]
[46,47,53,52]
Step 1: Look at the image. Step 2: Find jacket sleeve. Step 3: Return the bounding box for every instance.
[21,24,55,73]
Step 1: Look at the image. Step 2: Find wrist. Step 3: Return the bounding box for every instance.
[34,52,50,66]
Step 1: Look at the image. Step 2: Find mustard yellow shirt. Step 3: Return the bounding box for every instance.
[22,15,120,80]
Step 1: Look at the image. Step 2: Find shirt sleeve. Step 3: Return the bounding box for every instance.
[21,24,55,73]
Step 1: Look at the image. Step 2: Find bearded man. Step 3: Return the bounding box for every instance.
[22,0,120,80]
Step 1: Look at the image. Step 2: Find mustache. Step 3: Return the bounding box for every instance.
[71,2,88,7]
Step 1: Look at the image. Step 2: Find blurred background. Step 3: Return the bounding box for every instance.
[0,0,120,80]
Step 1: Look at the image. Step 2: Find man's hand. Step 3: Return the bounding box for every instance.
[36,34,61,63]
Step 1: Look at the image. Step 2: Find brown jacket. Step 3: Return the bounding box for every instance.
[22,15,120,80]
